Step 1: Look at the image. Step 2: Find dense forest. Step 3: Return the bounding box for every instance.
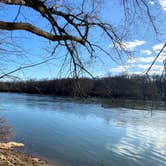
[0,75,166,101]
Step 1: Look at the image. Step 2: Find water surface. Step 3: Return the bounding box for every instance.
[0,92,166,166]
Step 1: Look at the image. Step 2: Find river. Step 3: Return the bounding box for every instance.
[0,92,166,166]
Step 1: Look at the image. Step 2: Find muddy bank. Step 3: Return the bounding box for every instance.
[0,142,55,166]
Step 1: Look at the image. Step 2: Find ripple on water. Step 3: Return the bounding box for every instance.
[0,93,166,166]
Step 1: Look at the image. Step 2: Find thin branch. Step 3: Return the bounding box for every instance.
[0,57,57,79]
[145,43,166,74]
[13,5,22,22]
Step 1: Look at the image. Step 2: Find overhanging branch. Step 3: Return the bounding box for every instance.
[0,21,85,45]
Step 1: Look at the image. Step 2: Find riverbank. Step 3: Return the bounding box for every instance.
[0,142,54,166]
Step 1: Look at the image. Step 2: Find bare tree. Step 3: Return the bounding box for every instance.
[0,0,165,78]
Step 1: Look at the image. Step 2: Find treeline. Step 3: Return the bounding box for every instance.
[0,75,166,100]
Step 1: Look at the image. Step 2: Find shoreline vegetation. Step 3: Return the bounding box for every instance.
[0,75,165,100]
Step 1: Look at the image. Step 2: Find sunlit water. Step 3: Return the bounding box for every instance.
[0,92,166,166]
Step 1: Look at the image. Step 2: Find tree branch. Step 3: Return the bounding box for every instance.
[0,21,85,45]
[145,43,166,74]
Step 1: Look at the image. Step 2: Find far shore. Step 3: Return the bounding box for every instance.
[0,75,165,101]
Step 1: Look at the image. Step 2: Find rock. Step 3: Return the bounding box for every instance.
[32,158,40,162]
[0,142,24,149]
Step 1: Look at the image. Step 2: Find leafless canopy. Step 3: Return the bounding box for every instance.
[0,0,164,78]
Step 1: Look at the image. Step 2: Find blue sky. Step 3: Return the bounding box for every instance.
[0,0,166,80]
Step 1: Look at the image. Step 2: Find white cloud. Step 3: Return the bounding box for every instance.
[128,56,165,64]
[152,43,165,53]
[128,71,143,75]
[110,63,164,75]
[159,0,166,11]
[137,64,163,70]
[121,40,146,51]
[109,42,166,75]
[128,57,154,64]
[128,57,137,64]
[149,1,155,5]
[110,40,146,51]
[110,65,129,73]
[137,64,152,70]
[140,50,152,55]
[136,57,155,63]
[136,64,163,74]
[128,44,166,64]
[126,64,163,75]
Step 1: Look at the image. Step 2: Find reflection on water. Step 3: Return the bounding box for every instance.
[106,109,166,166]
[101,99,166,111]
[0,92,166,166]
